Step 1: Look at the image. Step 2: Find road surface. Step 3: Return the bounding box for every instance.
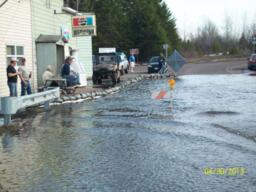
[0,58,255,192]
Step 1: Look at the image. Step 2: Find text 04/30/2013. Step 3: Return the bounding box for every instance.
[203,167,247,176]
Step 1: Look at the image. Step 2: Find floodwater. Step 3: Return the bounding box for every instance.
[0,74,256,192]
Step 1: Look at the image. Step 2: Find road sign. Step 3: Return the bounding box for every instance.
[99,48,116,53]
[130,49,139,55]
[167,50,187,73]
[163,44,169,50]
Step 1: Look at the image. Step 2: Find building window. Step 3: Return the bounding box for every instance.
[6,45,24,66]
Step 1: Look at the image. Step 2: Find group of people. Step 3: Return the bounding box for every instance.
[42,56,80,87]
[6,56,81,97]
[7,57,32,97]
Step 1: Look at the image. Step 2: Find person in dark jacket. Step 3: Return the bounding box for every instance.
[61,56,80,86]
[7,57,20,96]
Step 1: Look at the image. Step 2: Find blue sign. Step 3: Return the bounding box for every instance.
[167,50,187,72]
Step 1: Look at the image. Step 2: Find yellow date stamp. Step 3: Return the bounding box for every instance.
[203,167,247,176]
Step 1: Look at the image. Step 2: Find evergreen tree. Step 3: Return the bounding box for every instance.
[68,0,180,61]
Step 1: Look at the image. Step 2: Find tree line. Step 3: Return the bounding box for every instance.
[181,18,256,57]
[65,0,180,61]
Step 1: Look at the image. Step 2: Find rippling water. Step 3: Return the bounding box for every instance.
[0,75,256,192]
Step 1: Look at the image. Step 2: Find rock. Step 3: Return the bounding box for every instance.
[91,92,96,97]
[81,93,87,99]
[75,94,81,100]
[85,93,91,97]
[105,89,112,94]
[101,91,108,96]
[70,96,77,101]
[62,96,69,101]
[55,98,63,103]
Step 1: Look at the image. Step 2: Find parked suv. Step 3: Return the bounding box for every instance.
[92,53,122,86]
[248,53,256,71]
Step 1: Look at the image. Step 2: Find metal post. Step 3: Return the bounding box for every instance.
[252,37,256,53]
[4,115,12,126]
[76,0,79,11]
[44,101,50,111]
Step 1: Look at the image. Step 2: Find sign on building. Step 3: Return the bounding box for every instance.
[72,14,97,37]
[130,48,139,55]
[99,48,116,53]
[61,26,71,43]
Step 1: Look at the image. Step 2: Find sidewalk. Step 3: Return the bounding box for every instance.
[54,64,171,104]
[74,64,148,95]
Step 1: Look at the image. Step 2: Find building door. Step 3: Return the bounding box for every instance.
[56,45,64,77]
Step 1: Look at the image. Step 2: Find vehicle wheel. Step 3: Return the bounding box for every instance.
[120,67,125,76]
[112,70,121,85]
[112,71,118,85]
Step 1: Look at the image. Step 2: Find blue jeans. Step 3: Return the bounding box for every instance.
[8,82,17,97]
[21,81,32,96]
[63,74,80,86]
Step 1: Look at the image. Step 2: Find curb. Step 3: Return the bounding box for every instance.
[51,73,171,105]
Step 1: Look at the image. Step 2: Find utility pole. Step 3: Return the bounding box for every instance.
[76,0,80,11]
[253,36,256,53]
[163,44,169,60]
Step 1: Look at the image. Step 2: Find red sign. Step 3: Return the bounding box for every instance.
[130,48,139,55]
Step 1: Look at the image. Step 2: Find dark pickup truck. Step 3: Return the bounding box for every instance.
[92,53,122,86]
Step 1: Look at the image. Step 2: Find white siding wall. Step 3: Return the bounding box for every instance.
[31,0,93,82]
[0,1,33,96]
[76,36,93,77]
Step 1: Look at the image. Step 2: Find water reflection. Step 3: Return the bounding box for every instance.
[0,75,255,192]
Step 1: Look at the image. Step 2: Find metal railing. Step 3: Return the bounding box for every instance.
[0,88,60,126]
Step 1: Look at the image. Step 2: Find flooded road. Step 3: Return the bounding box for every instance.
[0,74,256,192]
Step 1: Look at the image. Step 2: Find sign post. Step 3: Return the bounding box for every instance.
[163,44,169,60]
[252,36,256,53]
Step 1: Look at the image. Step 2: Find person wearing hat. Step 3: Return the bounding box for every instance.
[61,56,80,86]
[6,57,20,97]
[42,65,54,85]
[18,57,32,96]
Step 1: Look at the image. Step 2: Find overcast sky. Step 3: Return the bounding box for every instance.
[165,0,256,38]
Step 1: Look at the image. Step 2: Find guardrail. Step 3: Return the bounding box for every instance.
[0,88,60,126]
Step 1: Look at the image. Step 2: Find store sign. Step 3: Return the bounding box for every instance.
[130,48,139,55]
[72,14,97,37]
[99,48,116,53]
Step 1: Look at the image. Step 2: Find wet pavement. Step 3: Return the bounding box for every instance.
[0,74,256,192]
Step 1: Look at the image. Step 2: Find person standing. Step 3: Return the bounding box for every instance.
[18,58,32,96]
[158,53,167,74]
[6,57,20,97]
[129,54,136,72]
